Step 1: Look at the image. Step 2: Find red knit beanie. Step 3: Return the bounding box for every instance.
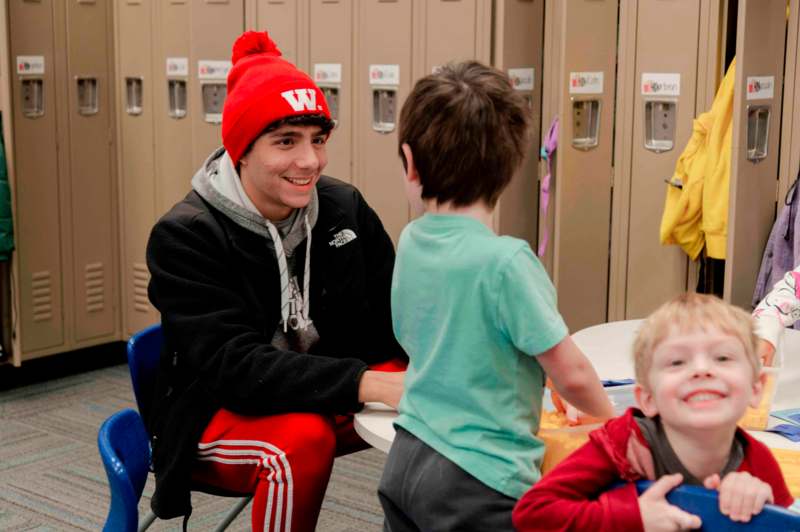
[222,31,331,165]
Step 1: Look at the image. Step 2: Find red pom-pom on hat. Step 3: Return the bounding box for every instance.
[231,31,282,65]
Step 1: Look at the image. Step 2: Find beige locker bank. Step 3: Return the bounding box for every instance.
[724,0,787,308]
[356,0,542,245]
[116,0,245,336]
[8,0,119,363]
[609,0,723,320]
[540,0,619,331]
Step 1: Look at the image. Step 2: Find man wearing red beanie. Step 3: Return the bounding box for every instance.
[145,31,406,531]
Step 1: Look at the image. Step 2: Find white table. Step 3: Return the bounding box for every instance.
[354,321,800,453]
[354,402,396,453]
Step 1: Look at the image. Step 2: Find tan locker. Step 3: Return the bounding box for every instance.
[550,0,618,331]
[8,0,65,354]
[190,1,243,169]
[415,0,491,76]
[611,0,707,319]
[355,0,413,243]
[64,0,119,343]
[116,0,159,335]
[248,0,305,70]
[154,0,193,214]
[724,0,787,308]
[309,0,353,182]
[493,0,543,247]
[779,0,800,201]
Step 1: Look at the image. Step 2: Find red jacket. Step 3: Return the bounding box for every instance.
[513,409,794,531]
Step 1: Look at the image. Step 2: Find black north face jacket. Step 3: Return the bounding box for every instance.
[145,174,405,519]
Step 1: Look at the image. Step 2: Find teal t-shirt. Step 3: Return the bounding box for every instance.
[392,214,568,499]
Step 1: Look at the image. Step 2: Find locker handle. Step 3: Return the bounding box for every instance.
[643,100,676,153]
[125,77,143,116]
[372,89,396,134]
[168,79,187,119]
[320,86,340,126]
[571,98,600,150]
[201,83,226,124]
[21,79,44,119]
[746,105,770,162]
[76,77,99,116]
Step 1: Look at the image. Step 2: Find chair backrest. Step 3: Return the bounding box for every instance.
[634,480,800,531]
[98,409,151,532]
[126,323,162,417]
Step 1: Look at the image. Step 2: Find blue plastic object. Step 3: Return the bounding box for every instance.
[117,323,251,530]
[126,323,162,415]
[633,480,800,531]
[98,409,151,532]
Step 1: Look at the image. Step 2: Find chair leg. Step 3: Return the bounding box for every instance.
[137,510,157,532]
[212,496,253,532]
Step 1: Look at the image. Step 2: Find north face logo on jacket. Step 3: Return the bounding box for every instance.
[328,229,357,248]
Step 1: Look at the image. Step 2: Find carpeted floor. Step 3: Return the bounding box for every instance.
[0,358,387,531]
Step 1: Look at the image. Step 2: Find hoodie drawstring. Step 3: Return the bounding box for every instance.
[265,214,312,332]
[302,214,312,326]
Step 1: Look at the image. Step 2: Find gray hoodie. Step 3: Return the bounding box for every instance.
[191,147,320,352]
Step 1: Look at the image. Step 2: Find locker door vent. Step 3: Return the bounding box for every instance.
[84,262,106,313]
[31,271,53,323]
[133,263,151,313]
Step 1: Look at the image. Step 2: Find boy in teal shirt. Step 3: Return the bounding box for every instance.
[378,61,615,531]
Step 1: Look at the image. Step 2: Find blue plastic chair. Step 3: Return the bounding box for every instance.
[634,480,800,531]
[98,409,151,532]
[97,324,251,531]
[126,323,162,417]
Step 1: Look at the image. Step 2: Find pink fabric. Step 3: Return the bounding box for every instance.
[538,118,559,257]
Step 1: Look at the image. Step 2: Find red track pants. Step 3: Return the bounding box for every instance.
[191,359,405,532]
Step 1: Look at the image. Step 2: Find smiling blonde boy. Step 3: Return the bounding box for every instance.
[513,293,793,532]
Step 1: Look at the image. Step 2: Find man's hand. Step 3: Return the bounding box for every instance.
[638,474,702,531]
[358,370,405,410]
[704,472,774,523]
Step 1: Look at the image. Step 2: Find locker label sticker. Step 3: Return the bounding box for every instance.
[747,76,775,100]
[314,63,342,85]
[508,68,535,91]
[17,56,45,75]
[641,73,680,97]
[369,65,400,86]
[166,57,189,77]
[569,72,603,95]
[198,60,232,81]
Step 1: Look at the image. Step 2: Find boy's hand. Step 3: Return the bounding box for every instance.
[703,472,774,522]
[757,338,776,366]
[638,474,702,531]
[549,385,604,425]
[561,398,605,426]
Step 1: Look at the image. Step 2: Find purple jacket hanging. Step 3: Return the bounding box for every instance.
[538,117,558,257]
[752,176,800,327]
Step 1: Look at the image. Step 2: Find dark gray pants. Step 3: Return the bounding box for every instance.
[378,427,516,532]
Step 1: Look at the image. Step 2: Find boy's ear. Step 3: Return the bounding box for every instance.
[749,369,767,409]
[401,143,419,184]
[635,384,659,417]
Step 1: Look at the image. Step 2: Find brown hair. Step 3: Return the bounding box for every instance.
[633,293,761,388]
[398,61,531,208]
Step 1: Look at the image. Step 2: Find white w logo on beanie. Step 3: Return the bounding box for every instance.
[280,89,319,112]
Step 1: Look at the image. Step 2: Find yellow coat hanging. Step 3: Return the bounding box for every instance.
[660,59,735,260]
